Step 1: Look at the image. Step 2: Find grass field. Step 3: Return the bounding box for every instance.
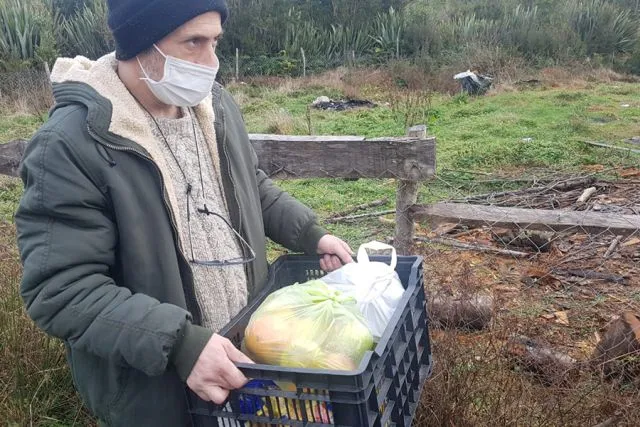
[1,68,639,425]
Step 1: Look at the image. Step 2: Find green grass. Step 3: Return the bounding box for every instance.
[234,83,640,174]
[230,81,640,249]
[0,177,22,222]
[0,114,45,142]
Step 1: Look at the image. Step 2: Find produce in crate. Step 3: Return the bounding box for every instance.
[238,380,334,426]
[243,280,374,370]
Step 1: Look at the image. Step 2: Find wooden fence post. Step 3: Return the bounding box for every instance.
[394,124,427,255]
[301,48,307,78]
[235,48,240,82]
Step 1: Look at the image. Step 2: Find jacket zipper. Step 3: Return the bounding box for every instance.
[215,93,244,250]
[214,91,255,291]
[86,124,203,323]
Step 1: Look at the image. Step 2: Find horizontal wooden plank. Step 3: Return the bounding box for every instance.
[1,134,437,181]
[249,134,366,142]
[411,202,640,236]
[249,135,436,180]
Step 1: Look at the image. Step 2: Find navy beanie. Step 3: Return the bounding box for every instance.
[107,0,229,60]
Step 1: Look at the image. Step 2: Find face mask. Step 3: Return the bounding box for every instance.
[138,44,218,107]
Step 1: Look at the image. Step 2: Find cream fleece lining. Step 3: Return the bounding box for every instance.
[50,53,223,244]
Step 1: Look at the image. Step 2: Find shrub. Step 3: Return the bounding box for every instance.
[59,0,113,59]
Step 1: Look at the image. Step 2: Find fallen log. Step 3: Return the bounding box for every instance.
[506,335,577,385]
[591,312,640,380]
[0,140,27,178]
[411,202,640,236]
[428,292,494,330]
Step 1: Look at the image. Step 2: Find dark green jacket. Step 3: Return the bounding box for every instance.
[14,54,326,426]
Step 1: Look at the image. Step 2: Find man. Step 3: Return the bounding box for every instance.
[14,1,353,425]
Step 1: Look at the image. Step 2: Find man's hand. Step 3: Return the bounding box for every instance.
[186,334,254,404]
[317,234,353,272]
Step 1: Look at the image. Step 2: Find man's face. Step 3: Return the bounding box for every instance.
[137,11,222,81]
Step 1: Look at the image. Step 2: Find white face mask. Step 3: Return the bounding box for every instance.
[138,44,218,107]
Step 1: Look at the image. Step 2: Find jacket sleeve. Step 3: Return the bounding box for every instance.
[220,89,329,254]
[15,128,210,380]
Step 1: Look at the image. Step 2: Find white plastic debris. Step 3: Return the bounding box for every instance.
[312,96,331,106]
[454,70,494,95]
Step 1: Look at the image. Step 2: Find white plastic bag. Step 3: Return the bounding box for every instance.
[320,241,405,340]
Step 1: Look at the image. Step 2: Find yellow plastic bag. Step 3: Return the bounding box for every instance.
[243,280,374,371]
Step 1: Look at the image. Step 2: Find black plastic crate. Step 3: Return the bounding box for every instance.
[188,254,432,427]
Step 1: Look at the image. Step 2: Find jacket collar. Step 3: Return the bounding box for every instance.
[49,52,224,241]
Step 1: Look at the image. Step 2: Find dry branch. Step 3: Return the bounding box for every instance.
[603,236,623,258]
[325,209,396,224]
[577,187,597,204]
[459,177,597,204]
[583,140,640,155]
[553,269,627,285]
[415,236,531,258]
[328,198,388,219]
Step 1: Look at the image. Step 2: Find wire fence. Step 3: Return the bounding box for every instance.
[0,69,52,116]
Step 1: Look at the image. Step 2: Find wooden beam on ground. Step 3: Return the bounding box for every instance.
[411,202,640,236]
[249,133,436,180]
[394,125,429,255]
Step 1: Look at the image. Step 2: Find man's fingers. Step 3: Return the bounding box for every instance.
[220,359,249,390]
[225,340,255,364]
[205,385,230,405]
[324,254,336,271]
[330,244,352,265]
[321,254,341,272]
[320,255,329,272]
[341,240,354,259]
[337,245,354,264]
[193,388,210,402]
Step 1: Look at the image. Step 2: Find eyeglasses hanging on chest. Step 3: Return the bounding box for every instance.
[144,106,256,268]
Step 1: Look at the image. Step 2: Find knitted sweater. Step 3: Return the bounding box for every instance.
[148,108,248,332]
